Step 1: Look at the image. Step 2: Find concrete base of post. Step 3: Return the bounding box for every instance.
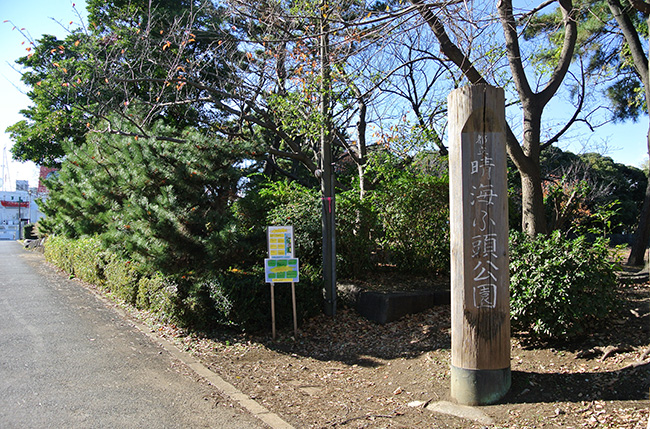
[451,365,511,405]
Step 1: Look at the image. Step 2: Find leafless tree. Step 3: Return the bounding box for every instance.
[409,0,582,235]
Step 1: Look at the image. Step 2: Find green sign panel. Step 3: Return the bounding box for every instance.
[265,258,299,283]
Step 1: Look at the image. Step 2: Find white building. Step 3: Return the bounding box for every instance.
[0,187,45,240]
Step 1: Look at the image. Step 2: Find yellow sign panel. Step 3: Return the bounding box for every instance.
[267,225,294,259]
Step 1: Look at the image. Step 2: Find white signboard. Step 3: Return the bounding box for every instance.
[267,226,294,259]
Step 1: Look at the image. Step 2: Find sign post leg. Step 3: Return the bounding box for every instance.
[270,283,276,340]
[291,282,298,337]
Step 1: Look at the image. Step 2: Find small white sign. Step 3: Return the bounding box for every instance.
[267,226,294,259]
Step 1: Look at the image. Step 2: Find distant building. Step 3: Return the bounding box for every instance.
[16,180,29,191]
[0,181,45,240]
[38,166,58,194]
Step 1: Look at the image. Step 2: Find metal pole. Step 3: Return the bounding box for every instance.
[28,190,32,224]
[320,2,336,317]
[18,197,22,240]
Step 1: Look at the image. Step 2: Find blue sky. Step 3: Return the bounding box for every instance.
[0,0,648,191]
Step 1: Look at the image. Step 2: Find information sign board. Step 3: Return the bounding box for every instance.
[264,258,299,283]
[267,226,294,259]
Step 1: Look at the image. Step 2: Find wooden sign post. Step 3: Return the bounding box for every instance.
[448,84,510,405]
[265,226,299,340]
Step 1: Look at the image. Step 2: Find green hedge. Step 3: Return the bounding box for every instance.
[43,235,322,331]
[370,173,449,274]
[69,236,106,286]
[254,174,450,279]
[44,235,76,275]
[45,235,166,314]
[136,272,177,316]
[103,254,141,305]
[23,223,38,240]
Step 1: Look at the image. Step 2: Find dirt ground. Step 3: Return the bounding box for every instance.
[142,271,650,428]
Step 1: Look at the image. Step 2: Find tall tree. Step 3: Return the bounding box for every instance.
[526,0,650,262]
[39,115,256,276]
[605,0,650,265]
[7,0,238,166]
[409,0,580,235]
[7,34,93,166]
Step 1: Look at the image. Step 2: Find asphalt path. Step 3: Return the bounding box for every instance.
[0,241,264,428]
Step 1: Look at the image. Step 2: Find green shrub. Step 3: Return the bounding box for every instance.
[47,235,107,286]
[23,223,38,240]
[205,264,323,332]
[262,181,323,269]
[40,118,255,279]
[509,231,619,340]
[136,272,177,318]
[262,180,379,278]
[44,235,281,331]
[69,236,106,286]
[335,191,377,278]
[103,254,141,305]
[369,170,450,275]
[258,171,450,279]
[44,235,75,274]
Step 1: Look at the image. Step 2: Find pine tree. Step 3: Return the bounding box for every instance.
[40,116,259,278]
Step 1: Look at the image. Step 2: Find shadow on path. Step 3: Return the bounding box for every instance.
[505,363,650,404]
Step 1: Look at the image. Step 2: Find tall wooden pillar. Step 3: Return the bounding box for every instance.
[448,84,510,405]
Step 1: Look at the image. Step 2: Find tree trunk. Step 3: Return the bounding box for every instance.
[606,2,650,265]
[520,160,547,236]
[516,102,548,236]
[357,95,368,199]
[628,127,650,266]
[625,13,650,266]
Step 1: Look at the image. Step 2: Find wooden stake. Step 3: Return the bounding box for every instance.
[291,282,298,337]
[448,84,510,405]
[270,283,276,340]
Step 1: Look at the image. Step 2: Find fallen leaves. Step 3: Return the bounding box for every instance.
[124,277,650,428]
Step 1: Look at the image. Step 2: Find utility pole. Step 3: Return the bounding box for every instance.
[18,196,22,240]
[320,1,336,316]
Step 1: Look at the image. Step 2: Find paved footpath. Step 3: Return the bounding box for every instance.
[0,241,264,428]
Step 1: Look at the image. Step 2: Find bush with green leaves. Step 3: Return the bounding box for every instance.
[204,264,322,331]
[257,180,378,279]
[44,235,75,274]
[39,116,259,280]
[136,272,177,317]
[69,235,106,286]
[45,235,144,306]
[509,230,619,340]
[246,152,451,279]
[23,223,38,240]
[365,152,450,275]
[261,181,323,269]
[103,254,142,305]
[43,234,322,332]
[334,191,377,278]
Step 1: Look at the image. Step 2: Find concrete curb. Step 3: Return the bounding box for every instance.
[84,283,295,429]
[426,401,494,425]
[356,289,450,324]
[135,319,295,429]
